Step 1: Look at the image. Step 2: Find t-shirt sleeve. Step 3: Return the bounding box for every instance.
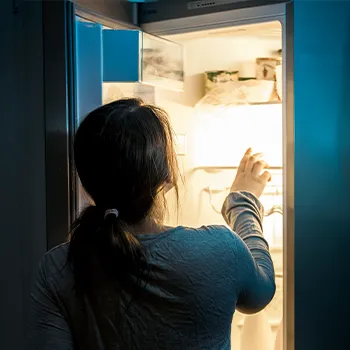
[221,191,276,314]
[25,255,74,350]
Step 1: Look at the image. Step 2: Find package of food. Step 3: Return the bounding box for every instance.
[205,70,239,93]
[256,57,281,81]
[197,79,275,106]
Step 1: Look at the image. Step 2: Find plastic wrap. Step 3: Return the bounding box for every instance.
[195,79,275,108]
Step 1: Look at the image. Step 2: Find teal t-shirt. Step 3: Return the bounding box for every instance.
[26,191,276,350]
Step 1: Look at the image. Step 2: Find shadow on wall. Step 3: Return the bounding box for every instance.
[294,3,350,350]
[340,22,350,200]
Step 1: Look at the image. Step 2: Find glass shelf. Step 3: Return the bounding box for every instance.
[194,165,283,171]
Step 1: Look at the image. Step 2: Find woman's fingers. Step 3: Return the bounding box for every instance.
[260,170,272,183]
[237,148,252,173]
[246,152,263,172]
[252,160,269,178]
[230,149,272,198]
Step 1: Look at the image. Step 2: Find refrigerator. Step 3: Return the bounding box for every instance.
[40,1,350,350]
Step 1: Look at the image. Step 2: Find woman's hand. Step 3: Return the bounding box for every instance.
[230,148,271,198]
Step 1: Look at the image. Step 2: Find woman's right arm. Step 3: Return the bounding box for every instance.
[222,149,276,314]
[222,191,275,314]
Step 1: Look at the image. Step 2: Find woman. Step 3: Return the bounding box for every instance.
[26,98,275,349]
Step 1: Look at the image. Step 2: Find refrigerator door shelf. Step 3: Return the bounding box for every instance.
[103,30,185,91]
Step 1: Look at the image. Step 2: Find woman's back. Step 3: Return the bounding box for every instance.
[27,192,274,350]
[26,99,275,349]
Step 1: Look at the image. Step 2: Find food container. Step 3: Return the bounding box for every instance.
[205,70,239,93]
[256,57,281,81]
[198,79,275,106]
[239,62,256,80]
[240,79,275,103]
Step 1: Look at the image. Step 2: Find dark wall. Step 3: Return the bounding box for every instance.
[0,1,134,348]
[0,0,47,349]
[294,1,350,349]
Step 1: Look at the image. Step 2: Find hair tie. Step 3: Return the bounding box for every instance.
[104,209,119,220]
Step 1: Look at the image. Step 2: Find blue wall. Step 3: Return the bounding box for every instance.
[294,1,350,349]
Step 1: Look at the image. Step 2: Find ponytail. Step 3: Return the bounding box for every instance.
[69,98,180,296]
[68,205,148,294]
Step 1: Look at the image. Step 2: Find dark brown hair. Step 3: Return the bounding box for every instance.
[68,98,179,293]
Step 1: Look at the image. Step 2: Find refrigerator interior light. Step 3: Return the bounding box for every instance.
[193,103,283,168]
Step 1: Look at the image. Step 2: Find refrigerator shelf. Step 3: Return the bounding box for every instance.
[194,166,283,171]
